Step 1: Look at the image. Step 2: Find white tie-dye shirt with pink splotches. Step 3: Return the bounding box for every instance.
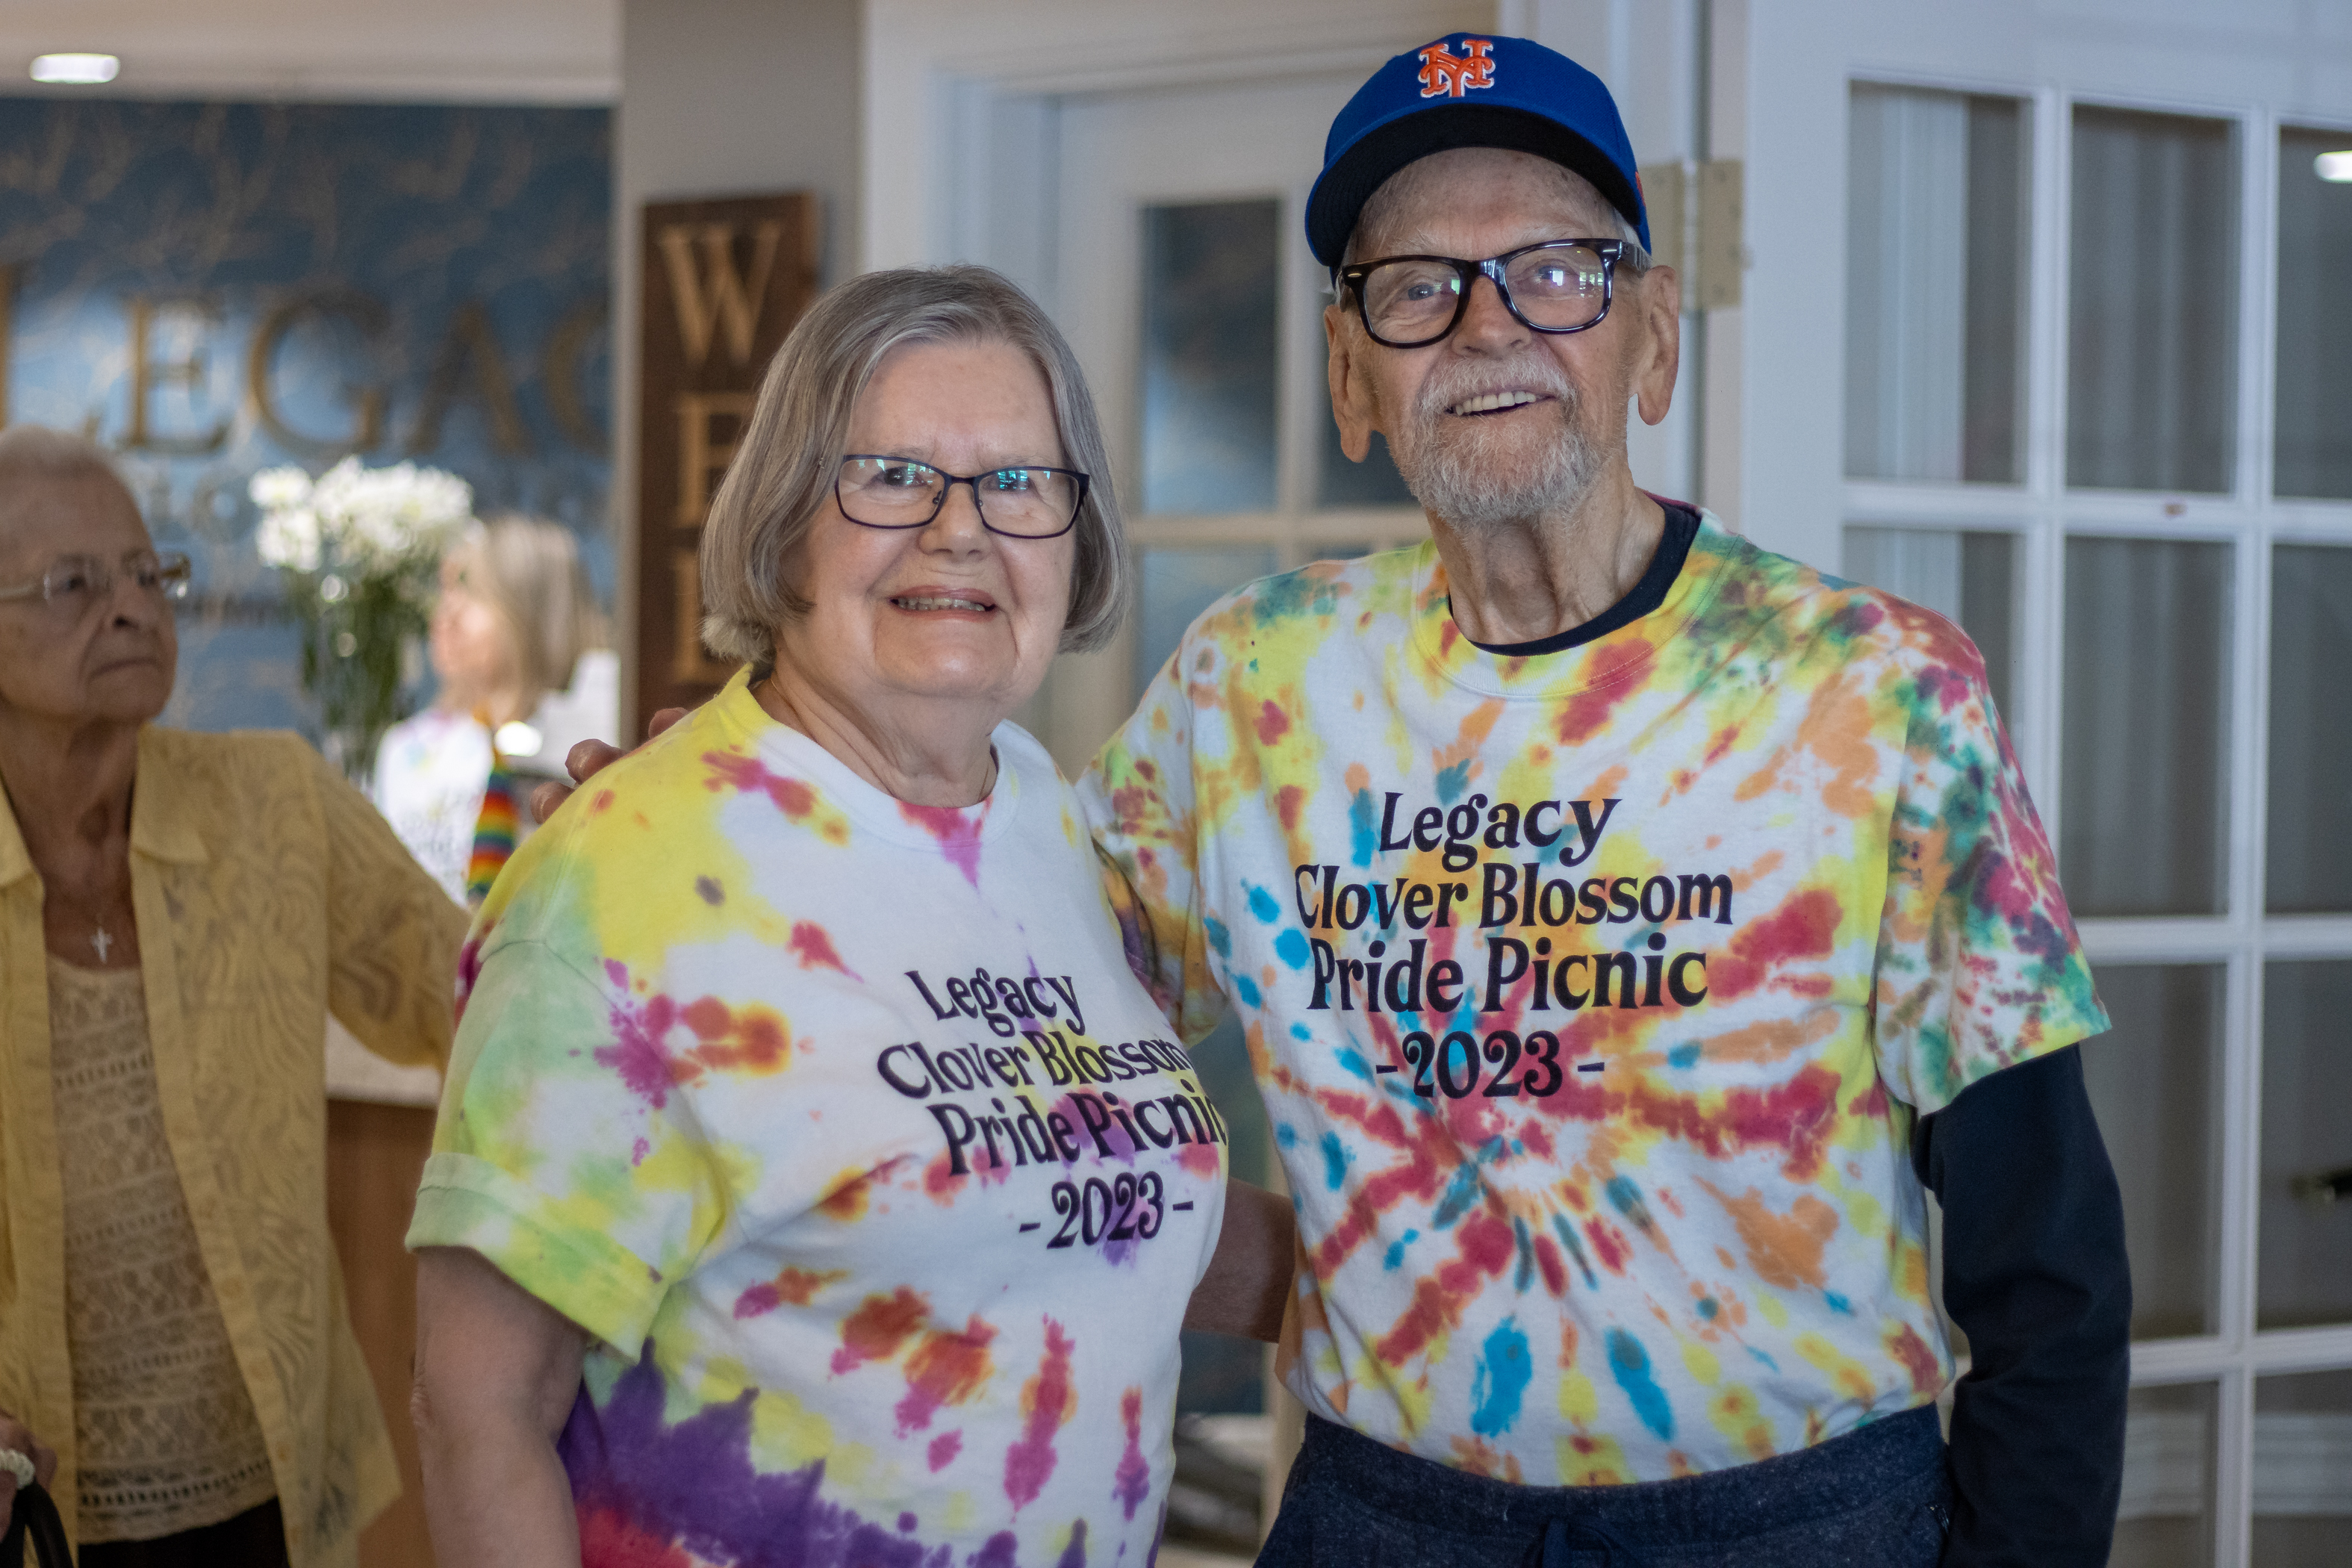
[409,671,1228,1568]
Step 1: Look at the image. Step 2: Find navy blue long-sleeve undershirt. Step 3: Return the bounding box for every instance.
[1914,1046,2131,1567]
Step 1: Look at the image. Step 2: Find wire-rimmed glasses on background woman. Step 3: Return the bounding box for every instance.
[0,550,192,619]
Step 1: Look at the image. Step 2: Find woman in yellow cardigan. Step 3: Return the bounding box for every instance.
[0,426,467,1567]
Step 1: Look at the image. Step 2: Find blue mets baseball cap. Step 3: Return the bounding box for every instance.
[1306,34,1648,268]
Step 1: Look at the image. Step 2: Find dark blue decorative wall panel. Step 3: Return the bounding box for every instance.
[0,99,612,732]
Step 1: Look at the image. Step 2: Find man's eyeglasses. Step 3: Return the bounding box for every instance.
[1337,238,1637,349]
[835,456,1089,540]
[0,550,192,618]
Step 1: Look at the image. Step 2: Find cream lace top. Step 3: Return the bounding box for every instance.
[49,956,278,1543]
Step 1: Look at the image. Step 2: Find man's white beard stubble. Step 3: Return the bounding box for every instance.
[1388,356,1602,532]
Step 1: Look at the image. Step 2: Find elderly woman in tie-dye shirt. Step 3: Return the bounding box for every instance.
[407,266,1295,1568]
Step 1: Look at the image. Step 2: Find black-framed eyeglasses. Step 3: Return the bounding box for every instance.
[1337,238,1635,349]
[0,550,191,617]
[834,455,1089,540]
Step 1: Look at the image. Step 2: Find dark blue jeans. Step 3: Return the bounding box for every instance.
[1258,1407,1952,1567]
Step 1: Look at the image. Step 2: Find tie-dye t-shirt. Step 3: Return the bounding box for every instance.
[1083,514,2105,1484]
[408,673,1229,1567]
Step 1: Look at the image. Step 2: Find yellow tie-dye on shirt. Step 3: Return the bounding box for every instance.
[1083,513,2104,1483]
[411,674,1228,1567]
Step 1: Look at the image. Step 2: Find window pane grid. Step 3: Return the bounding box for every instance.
[2083,962,2227,1339]
[2059,534,2234,918]
[2065,104,2241,495]
[1847,78,2352,1568]
[2275,125,2352,500]
[2265,544,2352,913]
[1845,86,2030,483]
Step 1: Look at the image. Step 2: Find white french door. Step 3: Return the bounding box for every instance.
[1742,4,2352,1564]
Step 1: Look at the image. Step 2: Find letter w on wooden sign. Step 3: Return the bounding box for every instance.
[635,193,820,725]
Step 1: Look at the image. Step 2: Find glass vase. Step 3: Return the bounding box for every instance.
[287,567,429,786]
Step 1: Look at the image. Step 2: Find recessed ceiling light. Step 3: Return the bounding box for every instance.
[30,53,119,84]
[2317,151,2352,183]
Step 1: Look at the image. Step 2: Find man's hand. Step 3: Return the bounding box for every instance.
[0,1404,58,1532]
[527,706,687,826]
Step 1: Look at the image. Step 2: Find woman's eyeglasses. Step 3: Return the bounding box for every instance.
[835,456,1089,540]
[0,550,192,618]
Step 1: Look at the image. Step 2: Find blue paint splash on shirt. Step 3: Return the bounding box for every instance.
[1275,929,1310,970]
[1319,1130,1351,1191]
[1552,1214,1598,1289]
[1668,1042,1702,1068]
[1204,917,1231,959]
[1607,1329,1675,1442]
[1434,761,1471,804]
[1348,788,1375,868]
[1470,1318,1533,1437]
[1382,1228,1421,1271]
[1431,1159,1484,1229]
[1246,883,1281,923]
[1234,974,1263,1008]
[1605,1175,1658,1238]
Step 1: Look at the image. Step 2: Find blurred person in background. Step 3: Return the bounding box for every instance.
[0,426,468,1566]
[373,515,612,908]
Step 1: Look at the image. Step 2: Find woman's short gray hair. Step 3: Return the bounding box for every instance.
[699,264,1129,664]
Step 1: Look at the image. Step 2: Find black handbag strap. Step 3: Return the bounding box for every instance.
[1,1481,71,1568]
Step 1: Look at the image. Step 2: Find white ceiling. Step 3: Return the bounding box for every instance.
[0,0,618,102]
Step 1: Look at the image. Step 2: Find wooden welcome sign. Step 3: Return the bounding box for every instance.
[635,192,821,725]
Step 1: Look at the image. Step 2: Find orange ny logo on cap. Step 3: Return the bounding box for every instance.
[1417,37,1496,99]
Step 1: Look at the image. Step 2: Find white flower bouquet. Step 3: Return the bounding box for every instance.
[252,458,475,780]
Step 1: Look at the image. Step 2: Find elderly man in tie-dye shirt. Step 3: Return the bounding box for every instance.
[1079,35,2130,1568]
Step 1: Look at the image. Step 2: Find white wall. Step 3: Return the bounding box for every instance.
[612,0,864,727]
[0,0,617,102]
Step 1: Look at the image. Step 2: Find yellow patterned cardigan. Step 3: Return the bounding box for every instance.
[0,727,467,1564]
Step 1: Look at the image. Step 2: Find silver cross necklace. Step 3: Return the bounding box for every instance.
[55,877,130,965]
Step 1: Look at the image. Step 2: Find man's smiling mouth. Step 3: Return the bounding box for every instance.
[1447,390,1546,416]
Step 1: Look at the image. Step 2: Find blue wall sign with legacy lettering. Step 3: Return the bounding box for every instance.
[0,99,612,733]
